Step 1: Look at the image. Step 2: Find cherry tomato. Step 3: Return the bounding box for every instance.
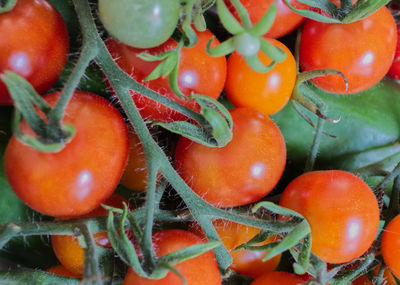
[225,0,306,39]
[387,24,400,80]
[381,214,400,279]
[279,170,379,264]
[123,229,221,285]
[250,271,305,285]
[0,0,69,105]
[51,193,129,275]
[175,107,286,208]
[4,91,129,217]
[46,265,81,278]
[106,29,227,122]
[299,7,397,94]
[225,39,296,115]
[189,219,281,278]
[98,0,180,49]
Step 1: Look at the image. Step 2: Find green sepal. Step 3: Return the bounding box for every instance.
[138,52,179,82]
[233,230,275,250]
[216,0,244,34]
[229,0,252,29]
[244,54,275,73]
[193,12,207,32]
[181,0,198,47]
[342,0,390,23]
[206,37,235,57]
[297,0,341,18]
[250,2,277,36]
[0,0,16,13]
[283,0,341,23]
[252,201,305,219]
[260,38,286,63]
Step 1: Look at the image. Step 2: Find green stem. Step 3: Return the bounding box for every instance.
[0,0,16,13]
[0,270,80,285]
[80,225,102,284]
[304,113,325,172]
[386,175,400,222]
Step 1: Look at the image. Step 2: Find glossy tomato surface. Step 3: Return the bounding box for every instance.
[382,214,400,279]
[5,91,129,217]
[123,229,221,285]
[225,0,306,39]
[51,193,129,275]
[300,7,396,94]
[280,170,379,263]
[175,107,286,208]
[0,0,69,105]
[387,24,400,80]
[225,39,296,115]
[106,29,226,122]
[251,271,305,285]
[189,219,281,278]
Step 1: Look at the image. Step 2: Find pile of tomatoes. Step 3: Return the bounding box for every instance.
[1,0,400,284]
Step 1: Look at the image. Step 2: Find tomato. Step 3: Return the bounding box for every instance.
[0,0,69,105]
[225,39,296,115]
[46,265,81,278]
[51,193,128,275]
[189,219,280,278]
[250,271,305,285]
[299,7,397,94]
[106,29,227,122]
[98,0,180,49]
[387,24,400,80]
[352,267,396,285]
[4,91,129,217]
[123,229,221,285]
[175,107,286,208]
[279,170,380,264]
[121,131,151,192]
[225,0,306,39]
[381,214,400,279]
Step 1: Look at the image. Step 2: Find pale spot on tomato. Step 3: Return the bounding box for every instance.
[180,71,198,88]
[9,52,31,76]
[267,73,281,91]
[76,170,93,200]
[250,163,266,179]
[360,51,374,66]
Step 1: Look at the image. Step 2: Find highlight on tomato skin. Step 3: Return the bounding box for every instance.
[0,0,69,105]
[381,214,400,279]
[51,193,130,275]
[4,91,130,217]
[279,170,380,264]
[106,29,227,122]
[174,107,286,208]
[225,39,296,116]
[189,219,281,278]
[123,229,221,285]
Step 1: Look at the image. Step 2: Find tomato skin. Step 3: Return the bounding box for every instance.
[300,7,396,94]
[46,265,81,278]
[387,24,400,80]
[225,39,296,115]
[51,193,129,275]
[279,170,379,264]
[5,91,129,217]
[225,0,306,39]
[250,271,305,285]
[123,229,221,285]
[0,0,69,105]
[381,214,400,279]
[106,29,227,122]
[175,107,286,208]
[189,219,281,278]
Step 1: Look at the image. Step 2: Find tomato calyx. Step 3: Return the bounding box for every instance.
[0,0,16,13]
[206,0,287,73]
[283,0,389,23]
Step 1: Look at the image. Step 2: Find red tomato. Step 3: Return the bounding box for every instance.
[175,107,286,208]
[299,7,397,94]
[46,265,82,278]
[106,29,226,122]
[51,193,129,275]
[189,219,281,278]
[387,24,400,80]
[123,229,221,285]
[381,214,400,279]
[4,91,129,217]
[225,0,306,39]
[279,170,380,264]
[250,271,305,285]
[0,0,69,105]
[225,39,296,115]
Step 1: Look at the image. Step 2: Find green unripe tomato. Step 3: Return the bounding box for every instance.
[98,0,180,49]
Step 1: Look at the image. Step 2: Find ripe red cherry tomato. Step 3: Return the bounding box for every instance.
[225,39,296,115]
[251,271,305,285]
[280,170,379,264]
[189,219,281,278]
[0,0,69,105]
[387,24,400,80]
[51,193,129,275]
[381,214,400,279]
[299,7,397,94]
[225,0,306,39]
[123,229,221,285]
[4,91,129,217]
[175,107,286,208]
[106,29,227,122]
